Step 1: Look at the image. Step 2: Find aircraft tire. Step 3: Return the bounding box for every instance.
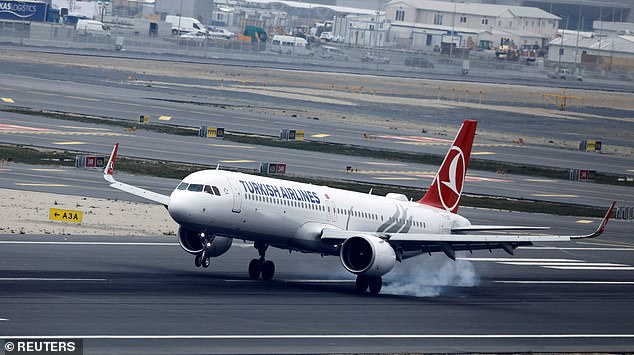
[202,257,210,268]
[261,260,275,280]
[368,276,382,295]
[248,258,262,279]
[194,254,203,267]
[355,275,370,293]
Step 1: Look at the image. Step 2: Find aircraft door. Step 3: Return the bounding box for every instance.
[325,200,337,222]
[226,177,242,213]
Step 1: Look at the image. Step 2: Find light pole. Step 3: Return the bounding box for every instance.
[449,0,456,60]
[96,0,109,23]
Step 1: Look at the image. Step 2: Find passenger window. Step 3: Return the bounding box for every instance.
[212,186,220,195]
[187,184,203,192]
[177,182,188,190]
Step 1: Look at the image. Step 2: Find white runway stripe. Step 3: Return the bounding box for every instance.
[0,278,107,282]
[544,266,634,271]
[499,262,628,267]
[0,241,177,246]
[458,258,582,263]
[520,247,634,251]
[495,281,634,285]
[2,334,634,340]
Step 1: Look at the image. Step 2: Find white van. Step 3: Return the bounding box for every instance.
[270,35,313,56]
[75,19,110,37]
[165,15,207,35]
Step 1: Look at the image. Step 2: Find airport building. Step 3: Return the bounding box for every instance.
[547,33,634,72]
[384,0,560,50]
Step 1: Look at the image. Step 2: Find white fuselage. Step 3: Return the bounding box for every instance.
[167,170,471,256]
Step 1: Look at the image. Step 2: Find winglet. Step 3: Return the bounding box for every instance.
[104,143,119,182]
[572,201,616,239]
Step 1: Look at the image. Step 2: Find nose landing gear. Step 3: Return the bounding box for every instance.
[194,232,212,268]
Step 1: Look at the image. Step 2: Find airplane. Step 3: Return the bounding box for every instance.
[103,119,615,294]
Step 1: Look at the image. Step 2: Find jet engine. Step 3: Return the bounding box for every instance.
[340,235,396,277]
[177,226,232,257]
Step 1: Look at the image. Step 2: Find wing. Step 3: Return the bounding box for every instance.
[321,202,616,259]
[103,143,171,206]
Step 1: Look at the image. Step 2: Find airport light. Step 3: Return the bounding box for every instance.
[97,1,110,23]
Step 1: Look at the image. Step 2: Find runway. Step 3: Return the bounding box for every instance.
[1,226,633,353]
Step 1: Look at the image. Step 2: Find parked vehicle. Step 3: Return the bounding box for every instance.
[270,35,314,56]
[404,57,434,68]
[548,68,583,81]
[0,1,59,23]
[361,52,390,64]
[207,26,234,39]
[320,46,348,61]
[75,19,110,37]
[165,15,207,35]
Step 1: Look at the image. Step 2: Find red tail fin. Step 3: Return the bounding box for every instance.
[418,120,477,213]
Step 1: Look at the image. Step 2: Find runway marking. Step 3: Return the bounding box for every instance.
[218,160,255,163]
[576,220,594,224]
[158,116,172,121]
[64,96,100,102]
[459,258,581,263]
[311,134,330,138]
[208,144,255,149]
[379,135,452,144]
[544,266,634,270]
[15,183,68,187]
[374,177,419,181]
[1,97,15,103]
[525,179,554,182]
[532,193,579,198]
[4,334,634,340]
[0,241,177,246]
[0,124,52,132]
[224,279,352,284]
[627,169,634,173]
[461,257,634,271]
[471,152,496,155]
[59,126,110,131]
[28,168,65,172]
[362,162,406,166]
[0,318,8,321]
[495,281,634,285]
[521,246,634,251]
[355,170,435,175]
[578,241,634,248]
[0,278,107,282]
[52,141,85,145]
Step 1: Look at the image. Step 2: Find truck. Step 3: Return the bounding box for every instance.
[0,1,60,23]
[165,15,207,35]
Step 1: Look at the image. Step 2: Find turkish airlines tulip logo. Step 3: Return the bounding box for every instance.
[437,146,465,212]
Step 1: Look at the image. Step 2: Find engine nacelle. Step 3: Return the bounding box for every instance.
[177,226,232,257]
[340,235,396,277]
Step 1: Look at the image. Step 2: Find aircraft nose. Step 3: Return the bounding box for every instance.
[168,192,189,224]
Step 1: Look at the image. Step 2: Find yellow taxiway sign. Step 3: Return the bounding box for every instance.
[49,208,82,223]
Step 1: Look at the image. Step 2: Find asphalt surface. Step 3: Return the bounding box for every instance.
[1,54,633,176]
[0,219,633,354]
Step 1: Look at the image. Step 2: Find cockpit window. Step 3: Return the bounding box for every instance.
[177,182,188,190]
[204,185,213,194]
[187,184,204,192]
[212,186,220,195]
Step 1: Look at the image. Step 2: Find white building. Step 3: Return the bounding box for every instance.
[333,13,387,47]
[385,0,560,50]
[547,34,634,72]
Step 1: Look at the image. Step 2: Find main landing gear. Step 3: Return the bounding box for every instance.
[248,241,275,280]
[356,275,383,294]
[194,233,212,268]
